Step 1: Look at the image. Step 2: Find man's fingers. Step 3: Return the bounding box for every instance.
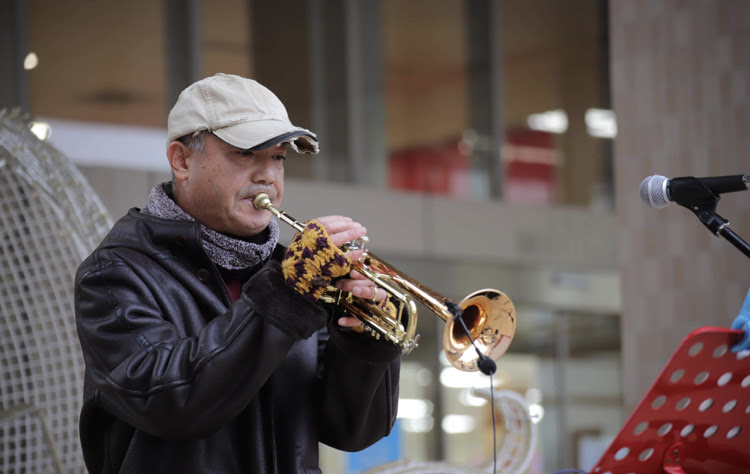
[315,215,358,234]
[348,269,366,280]
[345,249,364,261]
[343,283,386,302]
[329,226,367,248]
[335,271,381,298]
[337,316,364,328]
[314,215,367,247]
[315,215,352,229]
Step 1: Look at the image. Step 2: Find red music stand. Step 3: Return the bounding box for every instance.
[589,327,750,474]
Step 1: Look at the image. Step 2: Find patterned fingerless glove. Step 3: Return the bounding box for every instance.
[377,294,399,320]
[282,219,352,301]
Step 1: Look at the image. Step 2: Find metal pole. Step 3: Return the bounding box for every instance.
[164,0,202,112]
[466,0,505,199]
[0,0,30,112]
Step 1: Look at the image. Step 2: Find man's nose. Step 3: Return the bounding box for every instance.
[251,158,277,184]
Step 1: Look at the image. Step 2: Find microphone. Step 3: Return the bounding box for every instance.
[640,174,748,209]
[444,300,497,376]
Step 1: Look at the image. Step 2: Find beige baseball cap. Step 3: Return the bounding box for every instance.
[167,73,319,154]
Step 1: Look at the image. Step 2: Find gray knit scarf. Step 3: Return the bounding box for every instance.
[141,182,279,270]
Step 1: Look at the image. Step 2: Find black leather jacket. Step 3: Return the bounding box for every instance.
[74,209,401,473]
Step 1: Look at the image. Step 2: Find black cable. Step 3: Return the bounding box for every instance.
[447,301,588,474]
[488,374,496,474]
[444,300,497,473]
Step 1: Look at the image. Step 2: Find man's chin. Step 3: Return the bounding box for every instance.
[235,216,272,239]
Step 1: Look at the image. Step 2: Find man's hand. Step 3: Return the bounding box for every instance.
[334,269,390,327]
[281,218,352,302]
[315,215,366,260]
[316,216,388,328]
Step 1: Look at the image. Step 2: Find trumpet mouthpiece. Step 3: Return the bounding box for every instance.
[253,193,272,211]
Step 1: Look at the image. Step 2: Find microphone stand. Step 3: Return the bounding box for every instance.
[676,183,750,259]
[694,209,750,258]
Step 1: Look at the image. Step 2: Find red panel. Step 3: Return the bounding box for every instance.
[389,140,470,197]
[504,129,557,204]
[591,327,750,474]
[388,129,558,202]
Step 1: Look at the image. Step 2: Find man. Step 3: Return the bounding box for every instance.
[74,73,401,473]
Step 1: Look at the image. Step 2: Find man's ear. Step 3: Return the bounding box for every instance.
[167,141,191,182]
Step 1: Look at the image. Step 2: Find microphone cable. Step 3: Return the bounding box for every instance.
[448,301,587,474]
[445,300,498,474]
[487,374,497,474]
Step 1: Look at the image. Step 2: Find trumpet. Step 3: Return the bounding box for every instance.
[253,193,516,372]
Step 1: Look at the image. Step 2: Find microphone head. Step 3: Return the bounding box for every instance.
[639,175,670,208]
[478,356,497,376]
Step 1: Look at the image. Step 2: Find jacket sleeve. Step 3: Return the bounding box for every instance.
[75,254,325,440]
[315,322,402,452]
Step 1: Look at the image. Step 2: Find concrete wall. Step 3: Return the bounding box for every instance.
[610,0,750,410]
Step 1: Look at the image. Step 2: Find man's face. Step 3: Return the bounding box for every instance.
[176,133,285,237]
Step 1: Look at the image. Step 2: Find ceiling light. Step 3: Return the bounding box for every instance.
[442,414,476,434]
[24,52,39,70]
[29,121,51,141]
[440,367,498,388]
[400,417,434,433]
[397,398,433,419]
[527,109,568,134]
[529,404,545,423]
[585,108,617,138]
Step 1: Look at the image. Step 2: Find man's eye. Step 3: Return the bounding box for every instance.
[239,150,254,157]
[274,155,287,161]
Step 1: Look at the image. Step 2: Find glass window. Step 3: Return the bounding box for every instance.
[384,0,612,208]
[384,0,472,198]
[501,0,612,208]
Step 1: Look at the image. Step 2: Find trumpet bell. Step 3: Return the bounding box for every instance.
[443,289,516,372]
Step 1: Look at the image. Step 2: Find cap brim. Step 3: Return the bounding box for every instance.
[213,121,319,154]
[248,130,319,153]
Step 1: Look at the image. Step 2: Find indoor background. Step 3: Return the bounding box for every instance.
[1,0,748,473]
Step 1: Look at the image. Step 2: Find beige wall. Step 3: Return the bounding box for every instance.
[610,0,750,410]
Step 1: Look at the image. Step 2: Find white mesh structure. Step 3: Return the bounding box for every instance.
[0,111,112,473]
[476,389,538,474]
[366,389,537,474]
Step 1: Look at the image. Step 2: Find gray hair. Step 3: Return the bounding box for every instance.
[176,130,210,153]
[172,130,211,185]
